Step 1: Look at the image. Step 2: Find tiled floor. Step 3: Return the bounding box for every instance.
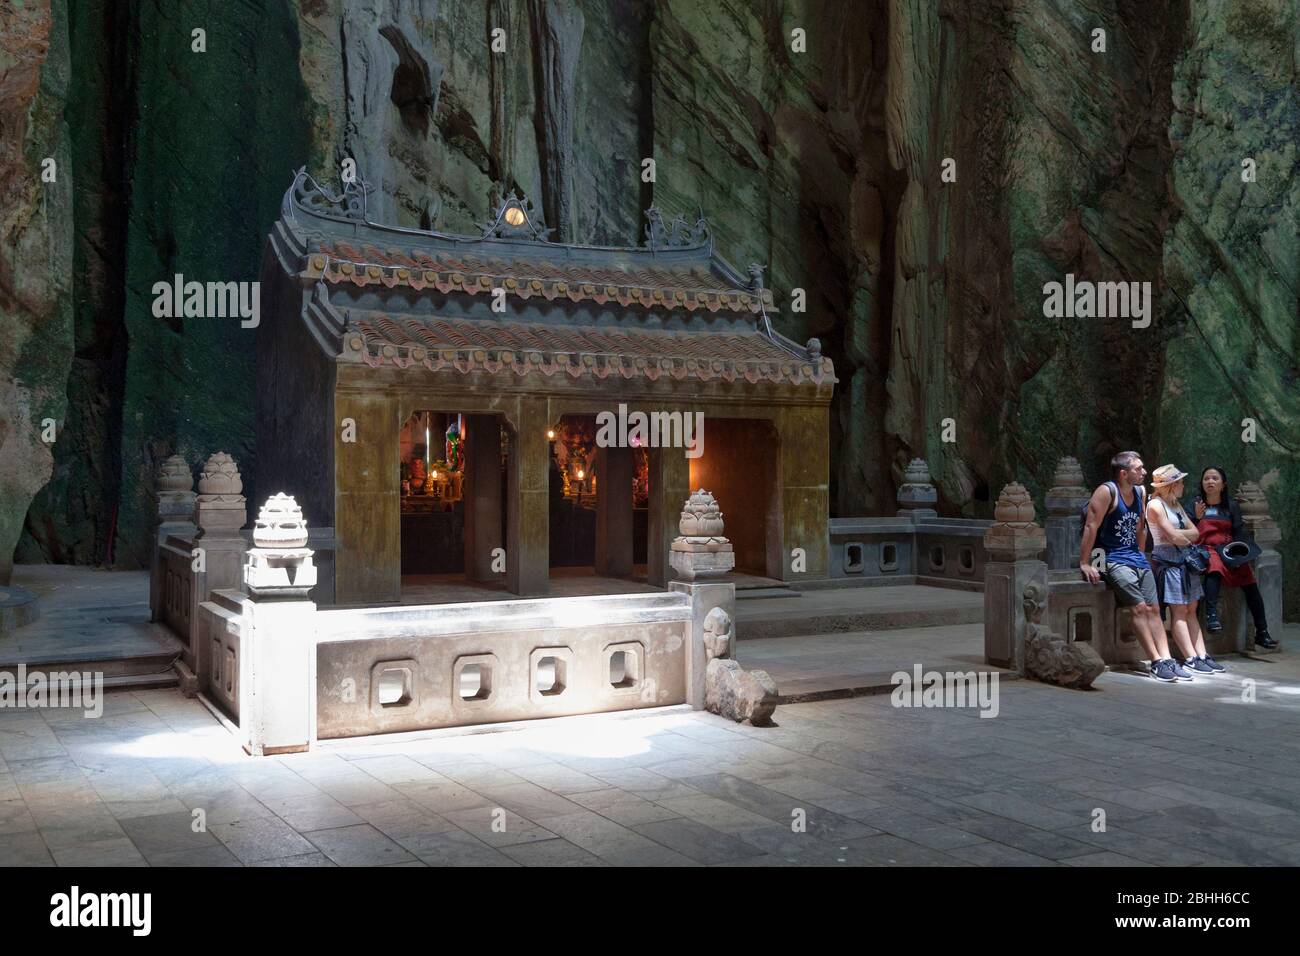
[1,630,1297,866]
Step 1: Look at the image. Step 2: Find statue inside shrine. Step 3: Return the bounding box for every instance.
[445,419,463,473]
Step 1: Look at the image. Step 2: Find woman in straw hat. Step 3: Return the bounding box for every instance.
[1147,465,1223,676]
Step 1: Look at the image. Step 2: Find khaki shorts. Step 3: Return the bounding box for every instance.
[1104,564,1158,607]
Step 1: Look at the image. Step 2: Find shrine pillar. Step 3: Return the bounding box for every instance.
[595,445,634,577]
[507,398,550,596]
[463,414,504,583]
[647,447,690,587]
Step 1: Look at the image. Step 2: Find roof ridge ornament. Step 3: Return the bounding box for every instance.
[481,190,551,241]
[285,166,373,223]
[644,205,711,250]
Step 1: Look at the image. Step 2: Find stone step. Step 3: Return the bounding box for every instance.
[0,651,181,682]
[736,584,983,639]
[735,586,801,600]
[732,621,1009,705]
[773,666,1019,704]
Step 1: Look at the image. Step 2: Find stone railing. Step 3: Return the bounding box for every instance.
[193,491,746,754]
[824,459,993,591]
[157,535,197,640]
[149,452,248,679]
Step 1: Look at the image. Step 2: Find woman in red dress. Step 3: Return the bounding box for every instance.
[1191,466,1277,649]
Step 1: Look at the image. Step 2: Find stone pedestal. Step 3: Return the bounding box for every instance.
[668,489,735,581]
[1044,456,1089,571]
[241,597,316,756]
[240,493,317,756]
[151,454,197,622]
[668,490,737,710]
[671,580,736,709]
[193,452,249,604]
[896,458,938,518]
[983,482,1047,670]
[1237,481,1283,650]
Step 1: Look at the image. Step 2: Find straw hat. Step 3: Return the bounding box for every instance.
[1150,464,1188,493]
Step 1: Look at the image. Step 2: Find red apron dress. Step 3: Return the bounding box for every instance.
[1196,512,1256,587]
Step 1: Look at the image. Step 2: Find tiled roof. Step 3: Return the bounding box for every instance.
[341,312,832,387]
[303,242,775,316]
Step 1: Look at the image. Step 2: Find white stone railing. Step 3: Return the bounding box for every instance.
[192,491,741,755]
[158,536,200,645]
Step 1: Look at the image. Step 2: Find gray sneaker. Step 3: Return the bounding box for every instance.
[1169,659,1195,681]
[1149,660,1177,683]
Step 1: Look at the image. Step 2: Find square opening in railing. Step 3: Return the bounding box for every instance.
[928,544,946,572]
[537,656,566,696]
[844,542,865,574]
[880,542,899,572]
[1068,607,1093,643]
[453,653,498,708]
[377,668,411,706]
[370,660,418,713]
[459,663,490,701]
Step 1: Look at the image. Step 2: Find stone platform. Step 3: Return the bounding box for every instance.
[2,566,182,685]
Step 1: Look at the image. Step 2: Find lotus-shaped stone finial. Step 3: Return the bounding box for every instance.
[253,493,309,549]
[158,455,193,493]
[1051,456,1085,491]
[679,489,725,537]
[993,481,1036,525]
[902,458,932,485]
[1236,481,1268,518]
[198,451,242,496]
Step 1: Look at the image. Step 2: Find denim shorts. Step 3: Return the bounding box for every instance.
[1104,563,1158,607]
[1153,560,1204,606]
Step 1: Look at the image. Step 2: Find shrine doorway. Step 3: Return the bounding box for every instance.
[547,414,648,582]
[688,417,782,579]
[399,410,508,602]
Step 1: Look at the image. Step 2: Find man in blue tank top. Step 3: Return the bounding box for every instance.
[1079,451,1188,682]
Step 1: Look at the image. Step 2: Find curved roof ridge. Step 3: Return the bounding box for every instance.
[279,167,758,289]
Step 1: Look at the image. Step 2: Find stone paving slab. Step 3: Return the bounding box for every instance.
[0,625,1295,866]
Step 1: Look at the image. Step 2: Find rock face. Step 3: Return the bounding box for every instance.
[4,1,1297,618]
[0,0,73,585]
[705,658,778,727]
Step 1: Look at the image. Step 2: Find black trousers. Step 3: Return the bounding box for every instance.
[1203,572,1269,632]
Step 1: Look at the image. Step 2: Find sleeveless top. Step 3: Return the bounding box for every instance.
[1097,482,1148,570]
[1149,497,1192,565]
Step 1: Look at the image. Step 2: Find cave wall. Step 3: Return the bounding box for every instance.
[7,0,1298,612]
[0,0,74,585]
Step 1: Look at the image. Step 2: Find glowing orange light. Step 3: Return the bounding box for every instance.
[505,206,526,227]
[547,429,556,440]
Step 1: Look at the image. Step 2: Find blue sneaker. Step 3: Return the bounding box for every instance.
[1185,657,1215,675]
[1150,660,1177,683]
[1201,655,1226,673]
[1169,660,1195,681]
